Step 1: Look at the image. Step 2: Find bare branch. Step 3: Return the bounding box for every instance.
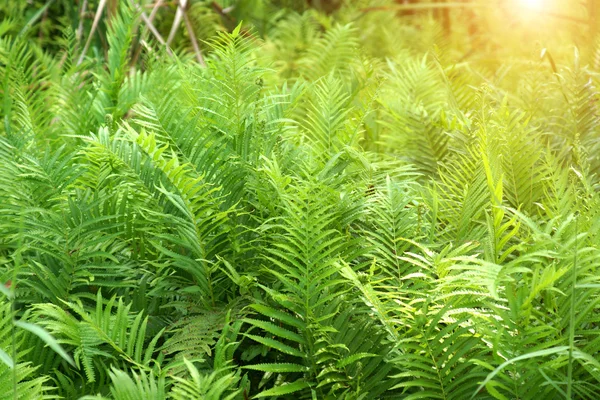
[166,0,187,46]
[77,0,107,65]
[183,8,205,66]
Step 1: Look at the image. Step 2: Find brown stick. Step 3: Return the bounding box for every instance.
[131,0,167,66]
[148,0,164,21]
[139,10,169,47]
[77,0,108,65]
[183,8,206,66]
[75,0,89,48]
[166,0,186,46]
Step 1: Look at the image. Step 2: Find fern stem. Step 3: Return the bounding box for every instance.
[425,338,448,400]
[12,306,16,400]
[566,212,578,399]
[11,215,25,400]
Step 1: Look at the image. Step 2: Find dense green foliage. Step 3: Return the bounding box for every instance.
[2,0,600,398]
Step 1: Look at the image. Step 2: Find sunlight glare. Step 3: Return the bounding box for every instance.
[521,0,543,9]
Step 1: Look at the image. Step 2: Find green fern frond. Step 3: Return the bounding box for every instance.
[33,291,163,384]
[299,23,359,81]
[170,358,242,400]
[0,298,55,399]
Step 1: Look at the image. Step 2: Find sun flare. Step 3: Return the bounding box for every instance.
[521,0,543,9]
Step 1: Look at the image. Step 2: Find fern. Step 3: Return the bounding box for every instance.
[33,291,163,385]
[170,359,242,400]
[0,296,56,399]
[3,1,600,399]
[391,303,489,400]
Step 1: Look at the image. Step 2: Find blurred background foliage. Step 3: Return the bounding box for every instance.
[1,0,596,66]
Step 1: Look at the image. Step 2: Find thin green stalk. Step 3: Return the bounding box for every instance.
[566,213,578,399]
[11,215,25,399]
[12,304,15,400]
